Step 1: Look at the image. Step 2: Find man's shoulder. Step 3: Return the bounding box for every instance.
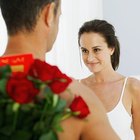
[69,80,106,113]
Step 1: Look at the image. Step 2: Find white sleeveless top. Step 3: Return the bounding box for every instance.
[107,77,134,140]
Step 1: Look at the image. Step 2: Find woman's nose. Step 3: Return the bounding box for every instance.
[87,53,95,62]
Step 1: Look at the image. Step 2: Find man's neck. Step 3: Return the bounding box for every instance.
[3,33,47,61]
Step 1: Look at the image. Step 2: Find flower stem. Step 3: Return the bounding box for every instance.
[40,96,48,122]
[12,103,20,132]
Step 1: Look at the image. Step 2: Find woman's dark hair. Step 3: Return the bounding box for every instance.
[78,19,120,70]
[0,0,59,35]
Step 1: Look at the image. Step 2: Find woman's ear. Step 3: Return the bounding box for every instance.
[43,2,56,27]
[110,47,115,55]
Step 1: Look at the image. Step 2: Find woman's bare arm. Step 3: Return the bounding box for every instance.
[129,78,140,140]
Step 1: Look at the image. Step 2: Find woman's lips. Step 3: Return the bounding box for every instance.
[87,62,99,65]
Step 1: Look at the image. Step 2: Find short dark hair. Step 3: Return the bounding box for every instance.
[0,0,59,35]
[78,19,120,70]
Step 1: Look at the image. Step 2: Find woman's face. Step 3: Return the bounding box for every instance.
[79,32,114,73]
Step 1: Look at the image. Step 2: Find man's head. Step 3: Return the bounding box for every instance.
[0,0,61,53]
[0,0,60,35]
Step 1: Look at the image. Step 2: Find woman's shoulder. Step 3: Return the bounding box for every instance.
[127,77,140,87]
[127,76,140,95]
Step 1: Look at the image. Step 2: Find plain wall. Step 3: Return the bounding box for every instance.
[0,9,7,56]
[103,0,140,76]
[0,1,103,79]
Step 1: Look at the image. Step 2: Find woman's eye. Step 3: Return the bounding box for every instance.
[94,48,100,53]
[81,49,88,54]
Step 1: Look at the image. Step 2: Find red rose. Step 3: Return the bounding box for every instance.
[28,59,57,82]
[6,72,39,104]
[29,59,72,94]
[69,96,90,118]
[49,78,71,94]
[49,67,72,94]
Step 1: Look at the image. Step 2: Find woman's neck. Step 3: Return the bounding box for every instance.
[91,68,124,83]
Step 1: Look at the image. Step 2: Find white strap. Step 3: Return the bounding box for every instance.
[120,77,128,100]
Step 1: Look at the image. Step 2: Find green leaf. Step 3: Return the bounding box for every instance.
[0,65,11,78]
[39,131,58,140]
[0,125,13,135]
[53,124,63,132]
[11,130,32,140]
[33,121,45,132]
[0,79,8,95]
[0,111,4,126]
[6,103,15,115]
[51,114,64,132]
[0,65,11,95]
[44,87,53,96]
[54,98,66,112]
[52,114,63,124]
[0,135,10,140]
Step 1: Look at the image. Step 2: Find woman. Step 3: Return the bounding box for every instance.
[78,19,140,140]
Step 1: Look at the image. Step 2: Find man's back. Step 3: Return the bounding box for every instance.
[58,80,120,140]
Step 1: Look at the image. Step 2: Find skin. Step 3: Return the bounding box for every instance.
[3,1,120,140]
[58,80,120,140]
[79,32,140,140]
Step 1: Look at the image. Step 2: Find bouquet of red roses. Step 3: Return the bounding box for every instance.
[0,58,90,140]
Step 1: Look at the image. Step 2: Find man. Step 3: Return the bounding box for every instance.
[0,0,120,139]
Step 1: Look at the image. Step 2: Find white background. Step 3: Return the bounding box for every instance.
[0,0,140,79]
[103,0,140,77]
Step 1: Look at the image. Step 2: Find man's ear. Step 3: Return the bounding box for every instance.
[43,2,56,27]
